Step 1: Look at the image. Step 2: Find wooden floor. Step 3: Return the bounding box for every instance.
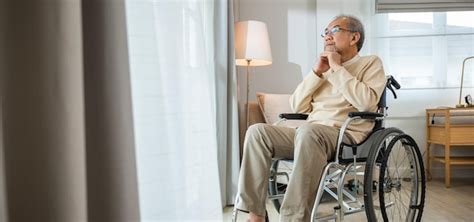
[223,178,474,221]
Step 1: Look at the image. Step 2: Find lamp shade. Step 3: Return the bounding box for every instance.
[234,20,272,66]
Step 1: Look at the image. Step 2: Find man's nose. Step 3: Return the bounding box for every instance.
[324,35,333,42]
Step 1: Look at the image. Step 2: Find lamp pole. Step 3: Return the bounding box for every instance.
[246,59,251,128]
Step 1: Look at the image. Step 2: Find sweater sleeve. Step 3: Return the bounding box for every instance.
[326,56,386,112]
[289,70,326,113]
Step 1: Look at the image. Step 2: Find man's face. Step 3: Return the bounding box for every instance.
[323,18,355,53]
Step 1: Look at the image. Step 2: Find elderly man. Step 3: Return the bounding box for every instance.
[235,15,386,221]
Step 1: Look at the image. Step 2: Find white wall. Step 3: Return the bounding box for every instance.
[236,0,473,178]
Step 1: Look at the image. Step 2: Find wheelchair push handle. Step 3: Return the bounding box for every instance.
[386,75,401,99]
[387,75,400,89]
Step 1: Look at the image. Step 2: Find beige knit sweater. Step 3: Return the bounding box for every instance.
[290,55,386,143]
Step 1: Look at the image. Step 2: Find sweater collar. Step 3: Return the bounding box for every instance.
[342,54,360,66]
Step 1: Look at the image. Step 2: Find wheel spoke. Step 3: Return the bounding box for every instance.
[365,132,425,222]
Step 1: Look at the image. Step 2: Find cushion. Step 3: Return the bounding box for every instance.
[256,92,306,128]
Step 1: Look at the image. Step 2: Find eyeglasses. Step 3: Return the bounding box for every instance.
[321,26,355,38]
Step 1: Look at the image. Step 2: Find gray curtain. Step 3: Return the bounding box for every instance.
[215,0,240,206]
[0,0,140,221]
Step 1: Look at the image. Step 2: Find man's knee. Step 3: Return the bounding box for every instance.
[247,123,267,134]
[244,123,270,153]
[245,123,267,140]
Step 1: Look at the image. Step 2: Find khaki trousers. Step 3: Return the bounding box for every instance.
[235,123,354,222]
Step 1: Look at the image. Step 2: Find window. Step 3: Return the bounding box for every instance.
[374,11,474,89]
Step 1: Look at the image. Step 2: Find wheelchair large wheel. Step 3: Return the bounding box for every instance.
[364,128,426,221]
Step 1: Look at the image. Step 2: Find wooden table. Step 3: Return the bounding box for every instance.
[426,107,474,188]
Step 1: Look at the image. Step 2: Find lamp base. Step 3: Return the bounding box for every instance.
[455,104,465,108]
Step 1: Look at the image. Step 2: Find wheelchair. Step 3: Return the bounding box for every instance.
[233,76,426,221]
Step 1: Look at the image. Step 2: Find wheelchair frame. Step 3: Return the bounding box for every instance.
[233,76,425,222]
[309,115,385,221]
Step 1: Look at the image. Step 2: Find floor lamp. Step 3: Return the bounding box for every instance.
[456,56,474,108]
[234,20,272,128]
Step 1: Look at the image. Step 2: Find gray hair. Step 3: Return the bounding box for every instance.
[333,15,365,52]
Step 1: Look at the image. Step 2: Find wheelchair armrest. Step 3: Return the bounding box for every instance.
[348,112,383,120]
[279,113,308,120]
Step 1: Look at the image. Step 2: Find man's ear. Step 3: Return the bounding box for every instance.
[351,32,360,47]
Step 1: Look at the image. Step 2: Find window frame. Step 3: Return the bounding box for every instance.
[373,11,474,89]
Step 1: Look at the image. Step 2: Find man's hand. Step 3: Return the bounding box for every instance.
[312,42,343,77]
[320,51,342,72]
[312,56,330,77]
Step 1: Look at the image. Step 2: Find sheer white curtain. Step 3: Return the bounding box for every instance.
[125,0,238,220]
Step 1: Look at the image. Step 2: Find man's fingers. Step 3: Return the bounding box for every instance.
[318,57,328,65]
[320,52,334,58]
[321,51,337,55]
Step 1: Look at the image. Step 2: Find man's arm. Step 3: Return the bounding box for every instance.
[289,71,326,113]
[326,56,386,112]
[289,52,332,113]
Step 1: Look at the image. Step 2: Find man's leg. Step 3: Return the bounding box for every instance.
[236,123,295,218]
[279,124,354,221]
